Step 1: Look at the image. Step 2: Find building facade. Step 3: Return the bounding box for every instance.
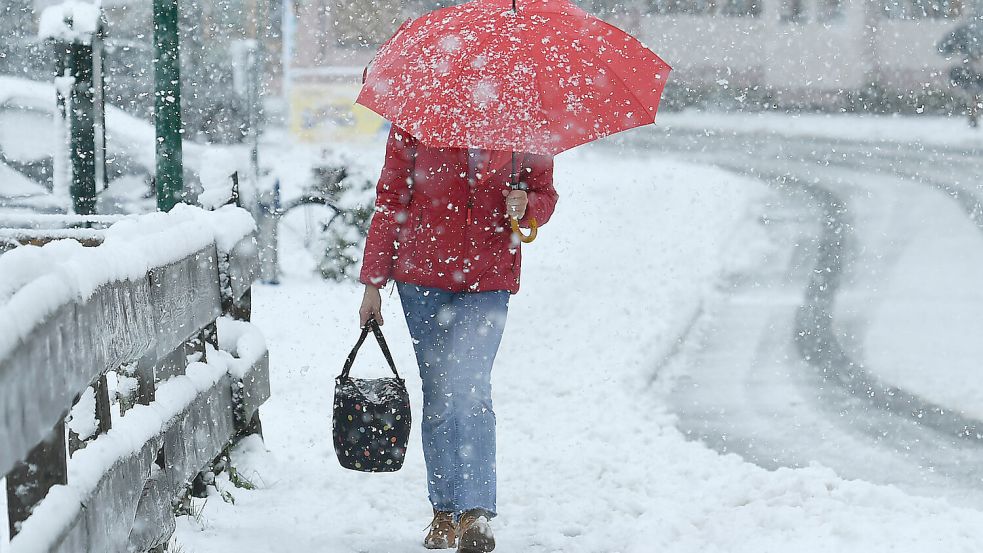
[282,0,978,116]
[635,0,979,107]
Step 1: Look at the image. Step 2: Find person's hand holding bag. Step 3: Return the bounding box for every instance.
[359,284,384,327]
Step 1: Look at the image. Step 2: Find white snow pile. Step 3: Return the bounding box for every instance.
[215,316,268,379]
[66,386,98,441]
[176,143,983,552]
[37,1,101,43]
[224,434,279,490]
[0,205,255,365]
[197,148,250,210]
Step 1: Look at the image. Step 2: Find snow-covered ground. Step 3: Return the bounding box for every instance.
[861,184,983,422]
[174,140,983,552]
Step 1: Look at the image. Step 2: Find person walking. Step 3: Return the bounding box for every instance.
[357,125,558,552]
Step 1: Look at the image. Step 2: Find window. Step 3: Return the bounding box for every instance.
[779,0,845,24]
[780,0,807,21]
[720,0,762,16]
[881,0,963,18]
[818,0,845,21]
[648,0,761,16]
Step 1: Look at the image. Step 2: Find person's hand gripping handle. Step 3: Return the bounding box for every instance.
[359,284,384,327]
[505,183,537,243]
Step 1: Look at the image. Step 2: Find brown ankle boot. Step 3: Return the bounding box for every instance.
[456,510,495,553]
[424,509,457,549]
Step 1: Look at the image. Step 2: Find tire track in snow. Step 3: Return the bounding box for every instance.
[611,128,983,502]
[646,130,983,440]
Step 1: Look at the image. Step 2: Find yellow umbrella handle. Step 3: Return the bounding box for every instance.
[510,216,538,243]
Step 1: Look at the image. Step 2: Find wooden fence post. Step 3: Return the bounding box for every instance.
[4,419,67,538]
[134,274,159,407]
[95,374,113,436]
[199,321,219,371]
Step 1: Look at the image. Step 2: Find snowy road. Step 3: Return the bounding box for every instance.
[631,128,983,508]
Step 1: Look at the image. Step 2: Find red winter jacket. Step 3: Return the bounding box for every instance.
[359,126,558,294]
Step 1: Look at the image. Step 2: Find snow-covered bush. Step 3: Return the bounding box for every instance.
[313,155,375,282]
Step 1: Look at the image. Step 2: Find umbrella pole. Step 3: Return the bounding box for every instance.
[510,152,516,187]
[509,151,538,243]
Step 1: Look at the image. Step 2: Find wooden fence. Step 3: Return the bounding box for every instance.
[0,210,269,552]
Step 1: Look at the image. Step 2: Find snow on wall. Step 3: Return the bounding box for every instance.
[37,1,101,44]
[197,148,249,210]
[0,205,256,368]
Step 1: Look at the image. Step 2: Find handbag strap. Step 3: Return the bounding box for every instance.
[340,318,401,380]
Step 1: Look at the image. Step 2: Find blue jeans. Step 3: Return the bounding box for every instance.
[396,282,510,519]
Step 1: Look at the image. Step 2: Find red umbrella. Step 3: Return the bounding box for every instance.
[356,0,671,242]
[356,0,671,156]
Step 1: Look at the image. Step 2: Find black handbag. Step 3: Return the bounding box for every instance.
[333,318,411,472]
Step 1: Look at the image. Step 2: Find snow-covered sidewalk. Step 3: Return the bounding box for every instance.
[175,147,983,552]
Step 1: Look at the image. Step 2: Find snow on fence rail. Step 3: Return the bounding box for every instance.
[0,204,268,553]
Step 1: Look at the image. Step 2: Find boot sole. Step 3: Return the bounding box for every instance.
[458,544,495,553]
[457,533,495,553]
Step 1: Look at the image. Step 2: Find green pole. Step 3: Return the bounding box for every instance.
[153,0,184,212]
[53,41,97,215]
[70,43,96,216]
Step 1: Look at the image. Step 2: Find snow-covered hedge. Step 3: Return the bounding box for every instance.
[315,161,375,282]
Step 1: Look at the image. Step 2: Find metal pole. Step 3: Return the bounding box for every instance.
[53,40,98,216]
[281,0,294,102]
[70,42,96,216]
[93,21,107,192]
[153,0,184,212]
[247,43,260,191]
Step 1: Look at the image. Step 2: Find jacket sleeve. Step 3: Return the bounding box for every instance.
[359,126,417,288]
[518,152,558,228]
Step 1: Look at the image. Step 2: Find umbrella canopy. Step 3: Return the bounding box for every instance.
[356,0,672,156]
[938,17,983,59]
